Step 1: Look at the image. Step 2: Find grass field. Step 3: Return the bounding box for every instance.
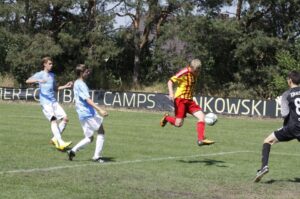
[1,102,300,199]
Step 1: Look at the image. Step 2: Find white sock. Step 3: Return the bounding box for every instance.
[93,134,105,159]
[58,121,67,134]
[72,137,91,152]
[51,122,64,145]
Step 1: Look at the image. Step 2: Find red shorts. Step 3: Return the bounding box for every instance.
[174,98,202,118]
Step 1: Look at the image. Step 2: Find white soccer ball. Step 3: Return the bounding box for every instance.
[204,113,218,126]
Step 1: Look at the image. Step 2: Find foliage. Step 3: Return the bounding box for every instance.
[1,0,300,98]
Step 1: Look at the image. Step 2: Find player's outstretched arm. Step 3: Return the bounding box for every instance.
[86,98,108,117]
[58,81,73,90]
[25,78,45,84]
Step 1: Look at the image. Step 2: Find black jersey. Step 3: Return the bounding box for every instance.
[282,86,300,131]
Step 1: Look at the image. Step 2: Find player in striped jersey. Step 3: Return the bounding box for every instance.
[160,59,214,146]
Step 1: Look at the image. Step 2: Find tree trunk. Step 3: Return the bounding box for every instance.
[133,47,141,87]
[88,0,96,29]
[236,0,243,20]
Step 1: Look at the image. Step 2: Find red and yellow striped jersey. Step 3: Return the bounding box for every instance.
[170,66,196,100]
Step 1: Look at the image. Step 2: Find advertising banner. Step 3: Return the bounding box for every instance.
[0,87,280,117]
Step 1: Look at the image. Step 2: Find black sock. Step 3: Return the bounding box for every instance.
[261,143,271,169]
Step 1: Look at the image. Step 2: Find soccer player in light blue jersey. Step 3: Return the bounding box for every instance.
[67,64,108,163]
[26,57,72,151]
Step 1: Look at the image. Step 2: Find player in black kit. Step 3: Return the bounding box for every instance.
[254,70,300,182]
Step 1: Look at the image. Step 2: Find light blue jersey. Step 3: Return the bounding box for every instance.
[31,71,56,105]
[73,79,96,121]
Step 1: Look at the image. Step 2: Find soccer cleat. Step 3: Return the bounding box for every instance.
[92,157,105,163]
[197,139,215,146]
[56,141,72,151]
[160,113,169,127]
[254,165,269,182]
[67,150,76,161]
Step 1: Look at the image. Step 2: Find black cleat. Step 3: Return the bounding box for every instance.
[92,157,105,163]
[67,150,75,161]
[254,165,269,182]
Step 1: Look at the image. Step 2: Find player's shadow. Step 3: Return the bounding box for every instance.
[264,178,300,184]
[177,158,228,167]
[100,157,115,162]
[70,157,116,163]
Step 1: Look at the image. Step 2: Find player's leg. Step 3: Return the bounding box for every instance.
[254,132,278,182]
[50,103,71,147]
[160,98,185,127]
[50,118,63,143]
[189,100,214,146]
[92,124,105,162]
[68,120,94,161]
[53,103,69,134]
[58,117,69,134]
[43,104,71,149]
[50,118,72,150]
[254,127,295,182]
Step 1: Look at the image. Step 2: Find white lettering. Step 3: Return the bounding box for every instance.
[198,96,203,107]
[251,100,262,116]
[203,97,213,112]
[275,101,281,117]
[226,99,241,114]
[25,88,34,100]
[4,88,11,100]
[137,94,147,107]
[215,98,225,113]
[290,91,300,98]
[147,94,156,109]
[63,89,72,103]
[193,96,199,105]
[91,90,95,102]
[103,92,112,105]
[12,89,21,100]
[33,88,39,101]
[123,93,135,107]
[241,99,251,115]
[263,101,266,116]
[113,92,122,106]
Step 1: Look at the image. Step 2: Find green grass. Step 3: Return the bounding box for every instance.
[1,102,300,199]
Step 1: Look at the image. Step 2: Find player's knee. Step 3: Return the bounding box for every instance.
[50,116,57,121]
[263,137,273,144]
[175,121,183,127]
[98,125,105,135]
[63,117,69,123]
[89,136,94,143]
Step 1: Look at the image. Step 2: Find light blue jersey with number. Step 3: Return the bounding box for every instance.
[31,71,56,105]
[73,79,96,121]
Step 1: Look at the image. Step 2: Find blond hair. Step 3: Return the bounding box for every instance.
[190,59,201,70]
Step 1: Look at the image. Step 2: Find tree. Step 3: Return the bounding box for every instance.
[110,0,187,87]
[0,0,120,88]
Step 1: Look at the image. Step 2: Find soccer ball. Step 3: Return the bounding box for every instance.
[204,113,218,126]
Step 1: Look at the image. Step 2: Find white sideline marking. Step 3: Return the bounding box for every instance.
[2,150,299,175]
[1,150,300,175]
[0,151,251,175]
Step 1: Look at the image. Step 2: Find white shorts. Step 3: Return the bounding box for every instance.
[80,114,103,137]
[42,102,67,121]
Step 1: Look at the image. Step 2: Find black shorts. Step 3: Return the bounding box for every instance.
[274,126,300,142]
